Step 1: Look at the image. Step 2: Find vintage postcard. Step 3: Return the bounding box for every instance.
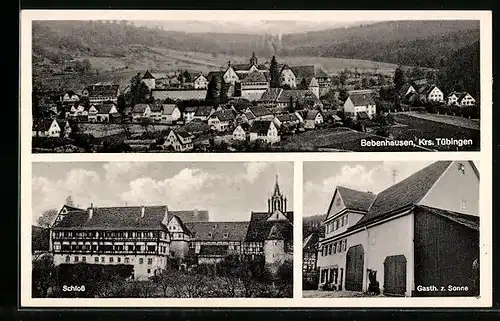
[25,11,487,153]
[20,10,492,309]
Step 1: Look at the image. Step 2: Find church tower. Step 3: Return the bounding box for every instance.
[268,174,287,214]
[250,52,258,67]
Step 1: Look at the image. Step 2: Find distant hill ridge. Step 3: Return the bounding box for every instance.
[33,20,479,69]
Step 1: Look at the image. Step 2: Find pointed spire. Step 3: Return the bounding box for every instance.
[273,173,281,196]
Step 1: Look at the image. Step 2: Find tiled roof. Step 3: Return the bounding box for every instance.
[399,83,414,96]
[150,104,163,112]
[185,221,249,241]
[304,110,320,120]
[290,65,329,80]
[184,106,199,113]
[175,129,194,139]
[132,104,149,113]
[260,88,283,102]
[211,109,236,121]
[348,93,376,106]
[336,186,376,212]
[415,205,479,231]
[352,161,452,228]
[303,232,319,251]
[169,210,209,223]
[96,103,115,114]
[245,211,293,242]
[207,71,224,81]
[357,111,370,120]
[52,206,169,230]
[240,70,268,83]
[250,120,272,135]
[248,105,272,117]
[199,245,229,256]
[85,84,119,97]
[276,113,300,122]
[236,123,251,132]
[142,70,155,79]
[308,77,319,87]
[34,119,56,132]
[277,90,314,103]
[169,215,193,235]
[162,104,177,115]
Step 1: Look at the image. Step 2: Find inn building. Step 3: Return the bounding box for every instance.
[316,161,479,296]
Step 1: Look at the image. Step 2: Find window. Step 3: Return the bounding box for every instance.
[334,220,338,230]
[139,258,144,264]
[74,256,79,262]
[101,257,105,263]
[65,256,70,263]
[147,258,153,265]
[117,257,121,263]
[345,215,349,225]
[82,256,86,263]
[128,245,134,251]
[328,244,333,255]
[208,233,212,238]
[223,233,228,238]
[147,245,156,252]
[54,243,61,251]
[333,243,337,254]
[94,257,99,263]
[147,269,151,274]
[125,257,129,264]
[336,242,341,253]
[109,257,114,263]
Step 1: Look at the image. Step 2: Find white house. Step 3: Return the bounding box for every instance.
[280,65,297,88]
[183,106,198,123]
[88,103,118,122]
[193,106,215,122]
[163,129,194,152]
[316,161,479,297]
[399,83,417,98]
[418,84,444,103]
[307,77,320,99]
[32,118,61,137]
[62,92,80,104]
[249,120,280,144]
[193,74,208,89]
[223,65,239,85]
[232,123,251,141]
[207,110,235,132]
[447,92,476,107]
[273,112,302,129]
[303,110,324,129]
[342,93,377,120]
[150,104,164,122]
[132,104,152,122]
[161,104,181,124]
[245,106,274,122]
[240,70,270,101]
[56,120,72,138]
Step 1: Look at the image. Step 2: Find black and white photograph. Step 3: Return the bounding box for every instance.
[30,16,481,153]
[302,160,480,298]
[31,161,294,298]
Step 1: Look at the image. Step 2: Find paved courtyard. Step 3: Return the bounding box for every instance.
[302,290,385,298]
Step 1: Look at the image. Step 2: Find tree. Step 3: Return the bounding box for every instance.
[298,78,308,90]
[269,56,280,88]
[182,70,192,83]
[361,77,369,88]
[37,209,58,228]
[82,59,92,72]
[393,66,405,91]
[117,94,126,115]
[205,76,219,107]
[288,96,294,113]
[65,196,74,207]
[74,60,83,73]
[339,69,348,87]
[338,89,348,104]
[32,255,56,297]
[124,73,151,106]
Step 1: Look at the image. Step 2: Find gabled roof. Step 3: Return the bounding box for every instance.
[348,93,376,106]
[260,88,283,102]
[304,110,320,120]
[52,205,169,230]
[245,211,293,242]
[169,210,209,223]
[132,104,150,113]
[336,186,376,212]
[308,77,319,87]
[150,104,163,112]
[248,105,272,117]
[211,109,235,121]
[162,104,178,115]
[193,73,207,81]
[303,232,319,251]
[250,120,273,135]
[357,111,370,120]
[236,123,251,131]
[207,71,224,81]
[399,83,414,96]
[457,92,475,103]
[96,103,116,114]
[142,70,155,79]
[276,113,300,122]
[169,215,193,235]
[84,84,119,97]
[417,84,440,96]
[352,161,452,229]
[34,118,56,132]
[240,70,268,83]
[277,90,314,103]
[199,245,229,256]
[244,111,256,120]
[414,205,479,231]
[184,106,199,113]
[185,221,249,241]
[290,65,329,80]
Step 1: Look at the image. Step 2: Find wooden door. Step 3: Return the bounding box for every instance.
[345,244,364,291]
[384,255,407,296]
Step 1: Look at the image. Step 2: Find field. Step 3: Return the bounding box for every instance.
[278,127,426,152]
[391,113,480,151]
[399,112,480,130]
[34,46,398,93]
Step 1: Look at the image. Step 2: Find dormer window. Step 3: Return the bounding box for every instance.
[223,233,228,238]
[208,233,212,238]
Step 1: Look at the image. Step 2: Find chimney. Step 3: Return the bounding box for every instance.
[228,61,231,68]
[141,206,145,218]
[88,203,94,220]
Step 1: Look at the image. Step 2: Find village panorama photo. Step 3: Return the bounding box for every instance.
[30,161,294,298]
[30,16,481,153]
[302,160,480,298]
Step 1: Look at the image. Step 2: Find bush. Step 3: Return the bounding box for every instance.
[375,127,390,138]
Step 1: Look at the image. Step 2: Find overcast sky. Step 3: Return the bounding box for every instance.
[133,20,375,34]
[32,162,293,224]
[302,161,440,217]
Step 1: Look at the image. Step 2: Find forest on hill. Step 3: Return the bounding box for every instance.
[33,20,479,69]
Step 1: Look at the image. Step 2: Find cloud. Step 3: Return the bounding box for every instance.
[241,162,270,183]
[103,162,148,182]
[32,168,101,224]
[119,168,211,206]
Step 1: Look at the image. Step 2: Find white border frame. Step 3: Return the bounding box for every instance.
[20,10,492,308]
